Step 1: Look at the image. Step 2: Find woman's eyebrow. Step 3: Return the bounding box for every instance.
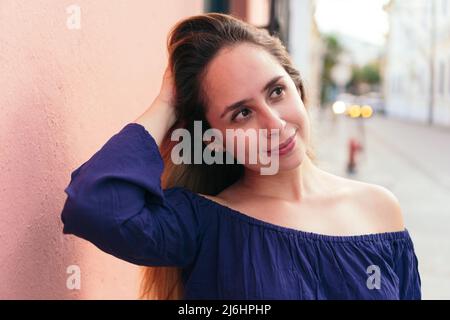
[219,75,285,119]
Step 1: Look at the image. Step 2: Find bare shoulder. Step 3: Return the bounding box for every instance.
[197,193,230,207]
[198,182,246,207]
[345,178,406,232]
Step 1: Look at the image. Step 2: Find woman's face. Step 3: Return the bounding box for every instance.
[202,43,311,174]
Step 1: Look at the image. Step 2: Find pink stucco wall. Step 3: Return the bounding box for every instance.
[230,0,269,27]
[0,0,204,299]
[246,0,270,27]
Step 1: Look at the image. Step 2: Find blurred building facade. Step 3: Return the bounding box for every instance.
[289,0,323,108]
[205,0,323,108]
[384,0,450,126]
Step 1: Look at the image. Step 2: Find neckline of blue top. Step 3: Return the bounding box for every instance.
[190,190,410,243]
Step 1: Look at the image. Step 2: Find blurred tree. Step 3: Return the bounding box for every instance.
[347,61,381,94]
[320,34,344,105]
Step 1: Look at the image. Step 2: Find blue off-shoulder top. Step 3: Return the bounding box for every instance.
[60,123,422,300]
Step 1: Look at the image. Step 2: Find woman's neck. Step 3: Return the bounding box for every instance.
[238,156,329,202]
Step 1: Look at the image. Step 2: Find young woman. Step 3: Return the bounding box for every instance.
[60,13,421,300]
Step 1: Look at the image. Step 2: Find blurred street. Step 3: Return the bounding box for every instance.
[312,107,450,299]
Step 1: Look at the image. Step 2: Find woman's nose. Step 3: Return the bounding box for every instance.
[260,106,286,135]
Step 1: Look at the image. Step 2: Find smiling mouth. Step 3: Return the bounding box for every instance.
[267,129,298,153]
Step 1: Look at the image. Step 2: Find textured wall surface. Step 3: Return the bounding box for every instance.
[0,0,203,299]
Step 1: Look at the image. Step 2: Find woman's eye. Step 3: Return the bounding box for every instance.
[270,86,285,98]
[230,86,285,122]
[231,108,252,122]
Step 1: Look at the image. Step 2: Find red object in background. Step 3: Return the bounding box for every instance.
[347,138,363,174]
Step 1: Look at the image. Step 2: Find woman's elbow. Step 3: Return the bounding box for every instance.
[60,184,110,239]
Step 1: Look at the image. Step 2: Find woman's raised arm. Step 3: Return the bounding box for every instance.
[134,64,177,146]
[60,66,203,267]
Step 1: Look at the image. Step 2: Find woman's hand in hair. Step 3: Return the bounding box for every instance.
[134,64,177,146]
[156,64,176,108]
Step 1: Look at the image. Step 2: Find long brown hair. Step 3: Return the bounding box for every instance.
[139,12,316,300]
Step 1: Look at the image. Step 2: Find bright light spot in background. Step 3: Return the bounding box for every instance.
[315,0,390,46]
[348,105,362,118]
[332,101,347,114]
[361,105,373,118]
[345,105,373,118]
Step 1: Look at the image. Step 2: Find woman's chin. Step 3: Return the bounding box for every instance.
[238,146,306,175]
[277,149,304,171]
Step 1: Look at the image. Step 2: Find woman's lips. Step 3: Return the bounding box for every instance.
[273,136,296,156]
[266,130,298,156]
[277,134,295,150]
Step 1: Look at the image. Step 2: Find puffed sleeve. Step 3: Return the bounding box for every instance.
[60,123,202,267]
[393,232,422,300]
